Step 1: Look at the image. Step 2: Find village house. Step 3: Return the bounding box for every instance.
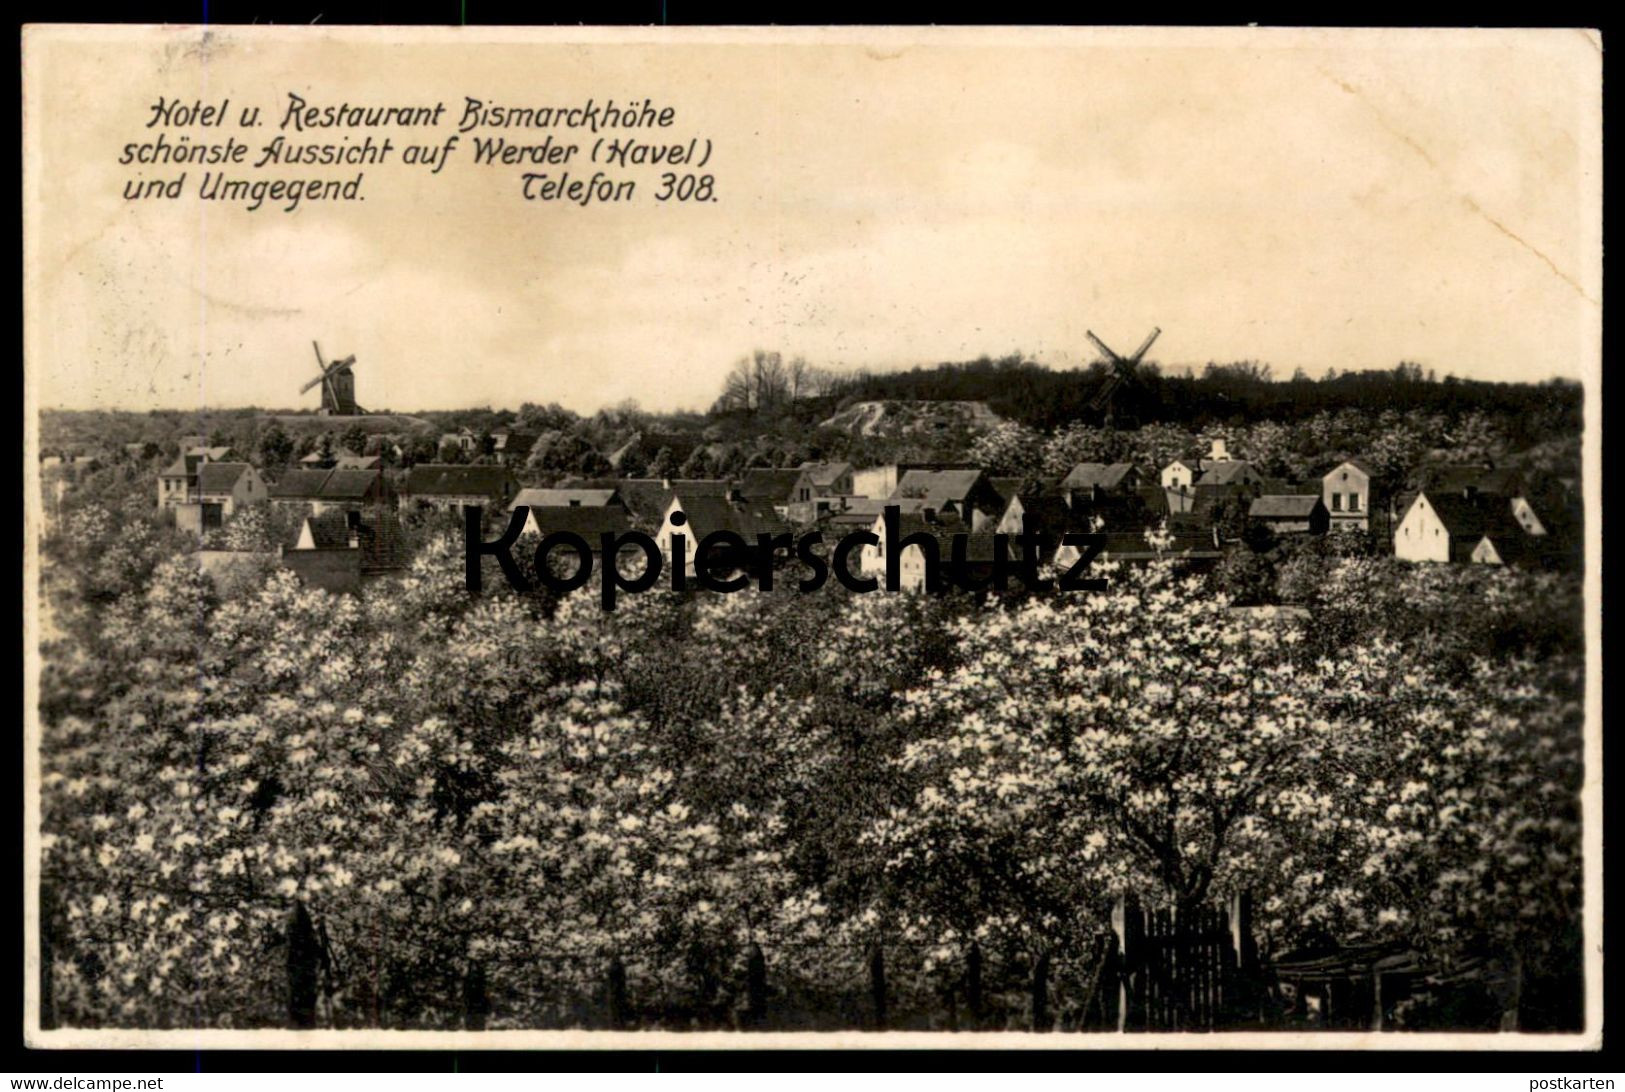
[855,502,1002,592]
[891,468,1004,530]
[1161,458,1198,492]
[184,463,268,535]
[334,453,382,471]
[1196,459,1264,491]
[403,464,520,511]
[512,493,632,539]
[279,509,407,594]
[581,477,734,529]
[490,431,538,467]
[739,462,857,523]
[653,494,789,577]
[738,468,805,514]
[896,526,1002,593]
[1061,462,1148,498]
[186,445,235,462]
[159,451,266,534]
[196,462,268,517]
[1321,459,1375,532]
[1249,494,1331,536]
[511,487,624,513]
[270,467,394,515]
[519,504,648,582]
[157,451,208,509]
[851,462,977,501]
[438,428,482,457]
[995,490,1102,567]
[1086,527,1223,568]
[1393,490,1539,565]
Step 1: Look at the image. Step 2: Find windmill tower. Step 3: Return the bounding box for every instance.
[302,342,363,416]
[1086,327,1159,429]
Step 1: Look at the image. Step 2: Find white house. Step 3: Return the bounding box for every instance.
[195,462,267,518]
[1322,459,1374,532]
[1161,459,1197,492]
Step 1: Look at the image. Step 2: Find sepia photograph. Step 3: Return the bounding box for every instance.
[20,24,1602,1051]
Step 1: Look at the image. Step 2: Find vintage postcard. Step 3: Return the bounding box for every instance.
[21,25,1602,1050]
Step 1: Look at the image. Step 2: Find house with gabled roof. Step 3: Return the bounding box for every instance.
[511,487,624,512]
[851,462,976,501]
[157,451,209,509]
[490,431,538,467]
[1197,460,1263,489]
[855,502,1003,592]
[514,500,635,542]
[270,467,393,514]
[196,462,267,516]
[1394,491,1519,564]
[1249,494,1330,536]
[279,509,407,593]
[1320,458,1376,532]
[891,468,1003,530]
[1161,458,1199,492]
[995,490,1101,567]
[403,464,519,511]
[161,460,267,535]
[654,494,789,577]
[738,468,806,511]
[1062,462,1147,496]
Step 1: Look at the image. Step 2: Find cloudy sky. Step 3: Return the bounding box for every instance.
[24,26,1600,415]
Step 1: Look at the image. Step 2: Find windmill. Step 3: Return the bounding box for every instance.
[1085,326,1159,429]
[302,342,363,416]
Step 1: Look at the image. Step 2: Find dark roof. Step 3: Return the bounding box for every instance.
[1250,494,1325,519]
[271,469,336,499]
[667,479,734,498]
[1259,477,1319,496]
[1422,464,1522,496]
[1005,493,1097,535]
[1062,463,1141,491]
[893,469,985,505]
[160,453,205,477]
[406,464,516,496]
[883,509,1004,563]
[296,511,354,549]
[1097,529,1222,559]
[1198,461,1258,486]
[800,461,853,489]
[1423,492,1492,538]
[614,479,677,523]
[196,462,253,494]
[288,510,407,569]
[738,468,805,504]
[523,505,635,541]
[678,496,790,541]
[321,469,386,499]
[492,431,538,456]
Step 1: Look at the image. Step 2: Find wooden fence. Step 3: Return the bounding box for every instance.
[39,886,1274,1032]
[1111,892,1267,1031]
